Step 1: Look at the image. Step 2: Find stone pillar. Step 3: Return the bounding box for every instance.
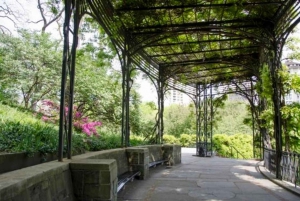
[70,159,117,201]
[163,145,181,165]
[126,148,149,179]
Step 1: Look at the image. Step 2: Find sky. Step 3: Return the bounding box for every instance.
[1,0,50,33]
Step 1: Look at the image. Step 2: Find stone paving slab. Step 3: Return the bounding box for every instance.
[117,148,300,201]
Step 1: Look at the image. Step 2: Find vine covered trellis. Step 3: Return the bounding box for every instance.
[58,0,300,179]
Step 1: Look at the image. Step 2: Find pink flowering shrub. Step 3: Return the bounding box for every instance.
[39,100,102,136]
[72,111,102,136]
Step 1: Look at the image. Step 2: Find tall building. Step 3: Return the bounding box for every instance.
[165,89,191,106]
[171,90,184,104]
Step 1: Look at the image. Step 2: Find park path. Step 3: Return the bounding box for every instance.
[117,148,300,201]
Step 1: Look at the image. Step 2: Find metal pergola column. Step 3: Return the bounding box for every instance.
[121,35,133,147]
[203,84,208,155]
[195,84,201,155]
[58,0,82,161]
[250,80,256,159]
[196,83,213,157]
[210,84,213,155]
[156,66,165,144]
[259,97,269,160]
[269,44,283,179]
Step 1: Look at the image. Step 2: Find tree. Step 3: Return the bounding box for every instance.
[131,101,157,139]
[35,0,64,34]
[256,61,300,152]
[208,94,227,133]
[0,30,62,108]
[285,32,300,60]
[73,45,121,127]
[63,16,127,131]
[164,103,195,137]
[129,89,143,135]
[214,100,252,135]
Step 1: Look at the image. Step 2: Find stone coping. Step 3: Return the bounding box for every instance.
[256,161,300,196]
[0,159,72,200]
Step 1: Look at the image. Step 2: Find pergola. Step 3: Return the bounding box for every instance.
[58,0,300,179]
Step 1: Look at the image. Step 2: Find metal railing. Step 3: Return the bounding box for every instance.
[264,148,300,188]
[225,145,246,159]
[264,148,277,175]
[281,151,300,187]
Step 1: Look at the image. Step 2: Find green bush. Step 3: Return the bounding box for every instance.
[86,133,122,151]
[212,133,253,159]
[0,102,41,123]
[163,134,197,147]
[179,134,192,147]
[86,136,105,151]
[0,120,90,155]
[130,135,147,146]
[190,134,196,144]
[163,134,180,144]
[86,134,148,151]
[72,133,89,154]
[0,121,57,155]
[213,134,230,156]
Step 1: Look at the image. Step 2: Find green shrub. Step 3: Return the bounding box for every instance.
[0,103,121,154]
[100,133,122,149]
[190,134,197,147]
[0,121,58,155]
[86,134,148,151]
[0,120,89,155]
[213,134,230,155]
[86,133,122,151]
[229,133,253,158]
[163,134,180,144]
[1,104,38,123]
[212,133,253,159]
[130,135,147,146]
[86,136,105,151]
[72,133,88,154]
[179,134,192,147]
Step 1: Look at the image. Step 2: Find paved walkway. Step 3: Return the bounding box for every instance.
[118,148,300,201]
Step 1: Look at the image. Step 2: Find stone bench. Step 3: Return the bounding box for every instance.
[117,170,141,192]
[149,159,168,168]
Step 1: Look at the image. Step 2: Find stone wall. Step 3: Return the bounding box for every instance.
[126,148,149,179]
[140,144,182,166]
[0,160,74,201]
[141,145,164,163]
[0,145,181,201]
[163,144,181,165]
[0,152,57,174]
